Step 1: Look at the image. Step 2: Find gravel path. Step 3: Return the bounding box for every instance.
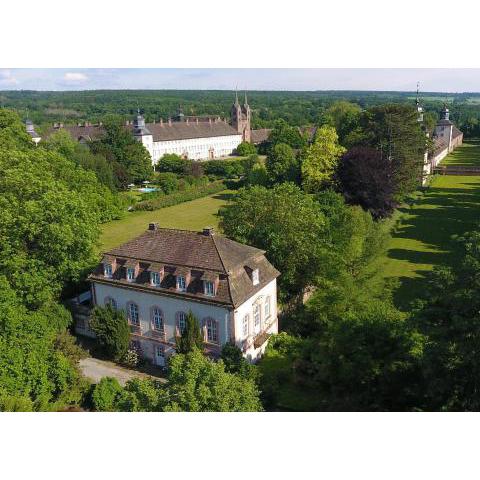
[79,357,165,386]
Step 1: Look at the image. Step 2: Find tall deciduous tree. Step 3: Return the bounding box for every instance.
[266,119,307,150]
[301,125,346,192]
[323,100,363,148]
[412,229,480,411]
[265,142,299,184]
[336,146,397,219]
[359,104,426,199]
[90,116,153,187]
[219,183,328,301]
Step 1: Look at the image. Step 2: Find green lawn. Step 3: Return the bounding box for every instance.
[99,190,234,253]
[382,168,480,308]
[441,139,480,166]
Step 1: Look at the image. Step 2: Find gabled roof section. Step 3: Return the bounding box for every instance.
[92,227,280,308]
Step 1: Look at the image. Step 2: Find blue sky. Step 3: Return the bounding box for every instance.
[1,68,480,92]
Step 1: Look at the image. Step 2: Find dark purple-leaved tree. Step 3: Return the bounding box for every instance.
[336,146,397,219]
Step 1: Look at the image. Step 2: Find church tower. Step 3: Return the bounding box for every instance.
[231,90,251,142]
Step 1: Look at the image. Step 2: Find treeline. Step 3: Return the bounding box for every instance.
[217,101,480,411]
[0,109,124,410]
[3,89,480,134]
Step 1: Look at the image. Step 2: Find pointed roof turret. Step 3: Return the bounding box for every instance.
[133,109,151,136]
[415,81,424,122]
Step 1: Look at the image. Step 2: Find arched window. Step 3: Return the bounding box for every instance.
[104,296,117,310]
[151,307,164,332]
[127,302,139,325]
[264,296,271,319]
[204,317,218,343]
[176,311,187,333]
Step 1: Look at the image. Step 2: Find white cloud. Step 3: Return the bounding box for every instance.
[0,69,18,86]
[63,72,88,82]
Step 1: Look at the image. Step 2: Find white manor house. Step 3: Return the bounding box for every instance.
[36,93,255,162]
[80,224,280,366]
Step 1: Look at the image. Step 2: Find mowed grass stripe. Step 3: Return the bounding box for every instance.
[441,139,480,166]
[382,143,480,307]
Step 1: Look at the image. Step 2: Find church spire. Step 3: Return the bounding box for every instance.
[244,91,248,106]
[235,87,239,106]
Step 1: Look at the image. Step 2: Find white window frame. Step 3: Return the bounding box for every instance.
[104,264,113,278]
[177,275,186,292]
[265,296,271,319]
[205,318,218,343]
[253,303,261,333]
[127,302,139,325]
[242,314,249,338]
[177,311,187,333]
[252,269,259,286]
[204,280,215,296]
[127,267,135,282]
[152,307,164,332]
[150,271,161,286]
[156,345,165,358]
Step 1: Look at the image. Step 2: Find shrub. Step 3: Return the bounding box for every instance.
[134,180,225,211]
[89,305,130,361]
[156,172,179,194]
[155,154,190,174]
[236,141,257,156]
[203,159,245,178]
[91,377,123,412]
[122,348,139,368]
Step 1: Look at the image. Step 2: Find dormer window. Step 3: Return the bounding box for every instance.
[204,280,215,296]
[126,267,135,282]
[252,268,259,286]
[104,264,113,278]
[177,275,186,292]
[150,271,161,286]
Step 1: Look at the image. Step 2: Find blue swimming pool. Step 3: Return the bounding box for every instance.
[138,187,158,193]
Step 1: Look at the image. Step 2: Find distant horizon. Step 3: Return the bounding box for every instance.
[1,88,479,94]
[2,69,480,93]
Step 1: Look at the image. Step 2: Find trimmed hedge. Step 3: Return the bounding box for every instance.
[134,180,226,211]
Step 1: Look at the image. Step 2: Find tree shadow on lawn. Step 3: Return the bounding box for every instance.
[212,192,236,202]
[387,179,480,309]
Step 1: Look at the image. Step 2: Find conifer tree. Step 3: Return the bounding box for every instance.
[175,311,204,354]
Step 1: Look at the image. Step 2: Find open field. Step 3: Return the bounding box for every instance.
[99,190,234,252]
[441,139,480,166]
[382,143,480,308]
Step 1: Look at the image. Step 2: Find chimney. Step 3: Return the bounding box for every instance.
[196,118,199,125]
[160,118,163,126]
[209,118,212,125]
[186,118,189,125]
[202,227,214,236]
[149,223,159,231]
[168,118,172,126]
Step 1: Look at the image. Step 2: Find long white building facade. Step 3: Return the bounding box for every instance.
[40,93,253,163]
